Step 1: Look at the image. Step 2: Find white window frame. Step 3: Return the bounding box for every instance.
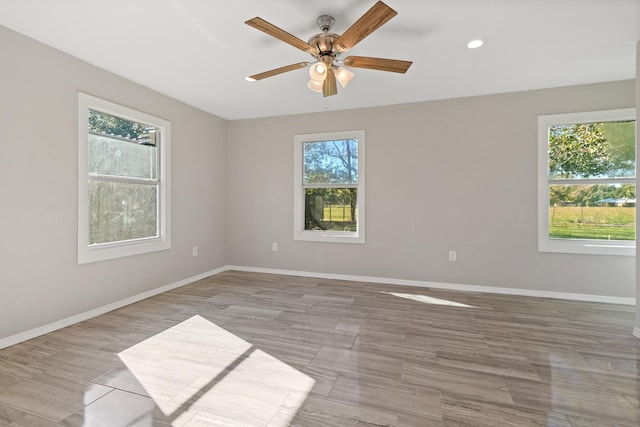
[77,93,171,264]
[537,108,635,256]
[294,130,365,243]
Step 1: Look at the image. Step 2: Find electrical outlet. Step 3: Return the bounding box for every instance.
[449,250,457,261]
[192,246,198,257]
[272,242,278,252]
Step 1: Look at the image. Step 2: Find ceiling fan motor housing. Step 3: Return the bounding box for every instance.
[307,32,340,57]
[308,15,341,58]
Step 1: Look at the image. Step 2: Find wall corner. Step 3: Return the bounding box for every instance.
[635,40,640,338]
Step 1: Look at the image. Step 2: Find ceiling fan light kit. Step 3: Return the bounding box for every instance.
[307,79,323,93]
[334,66,355,88]
[245,1,412,98]
[309,62,326,82]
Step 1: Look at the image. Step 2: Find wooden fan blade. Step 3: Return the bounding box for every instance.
[343,56,412,73]
[333,1,397,53]
[245,17,319,55]
[248,62,310,81]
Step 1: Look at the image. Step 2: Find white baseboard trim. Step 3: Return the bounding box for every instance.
[0,266,227,350]
[227,265,637,306]
[2,264,635,350]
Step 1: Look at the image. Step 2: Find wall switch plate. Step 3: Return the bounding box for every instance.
[272,242,278,252]
[449,250,457,261]
[192,246,198,257]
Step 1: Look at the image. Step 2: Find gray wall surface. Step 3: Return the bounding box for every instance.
[227,80,636,298]
[0,26,228,338]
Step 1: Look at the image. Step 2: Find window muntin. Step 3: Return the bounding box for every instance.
[538,109,635,255]
[78,93,171,263]
[294,131,365,243]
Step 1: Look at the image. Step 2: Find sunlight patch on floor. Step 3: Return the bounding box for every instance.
[381,291,474,308]
[117,315,315,426]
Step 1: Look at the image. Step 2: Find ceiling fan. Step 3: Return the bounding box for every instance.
[245,1,413,97]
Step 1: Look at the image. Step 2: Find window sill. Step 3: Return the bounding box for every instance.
[78,237,170,264]
[538,238,635,256]
[294,230,365,244]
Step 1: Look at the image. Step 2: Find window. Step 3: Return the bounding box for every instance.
[294,130,365,243]
[78,93,171,263]
[538,108,635,255]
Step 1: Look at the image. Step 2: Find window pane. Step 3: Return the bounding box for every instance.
[88,110,157,179]
[602,121,636,178]
[89,181,158,245]
[89,110,155,143]
[548,120,635,179]
[549,184,635,241]
[304,139,358,184]
[304,188,357,232]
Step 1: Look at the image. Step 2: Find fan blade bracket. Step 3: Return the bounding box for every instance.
[343,56,412,73]
[333,1,397,53]
[245,17,319,55]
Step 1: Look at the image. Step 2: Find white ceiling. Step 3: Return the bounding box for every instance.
[1,0,638,120]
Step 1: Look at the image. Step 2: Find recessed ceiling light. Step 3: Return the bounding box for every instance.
[467,39,484,49]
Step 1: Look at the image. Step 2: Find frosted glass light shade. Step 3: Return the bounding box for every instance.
[307,79,323,93]
[309,62,327,82]
[334,66,354,88]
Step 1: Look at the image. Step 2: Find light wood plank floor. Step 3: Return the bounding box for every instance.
[1,270,640,426]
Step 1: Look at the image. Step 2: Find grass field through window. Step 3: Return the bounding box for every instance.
[322,204,355,222]
[306,204,357,232]
[549,206,635,240]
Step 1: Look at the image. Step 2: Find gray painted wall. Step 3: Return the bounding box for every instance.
[227,81,636,298]
[0,26,228,338]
